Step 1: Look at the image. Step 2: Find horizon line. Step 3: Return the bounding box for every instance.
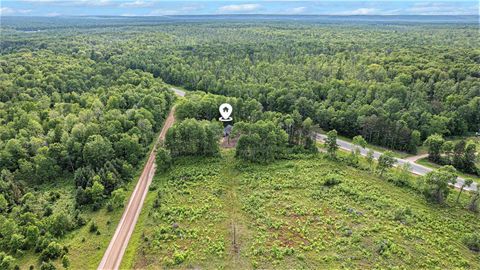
[2,14,479,17]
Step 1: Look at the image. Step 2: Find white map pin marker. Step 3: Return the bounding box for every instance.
[219,103,233,122]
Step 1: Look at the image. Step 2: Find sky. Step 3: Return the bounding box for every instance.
[0,1,478,17]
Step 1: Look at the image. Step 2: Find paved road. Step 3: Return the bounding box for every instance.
[316,133,478,191]
[98,88,184,270]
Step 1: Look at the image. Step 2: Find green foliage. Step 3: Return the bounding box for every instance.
[41,242,63,262]
[377,151,396,177]
[235,121,288,163]
[134,153,480,269]
[155,147,172,173]
[165,119,222,157]
[0,194,7,212]
[323,173,342,186]
[0,42,173,265]
[463,233,480,252]
[89,221,98,233]
[107,188,126,211]
[421,165,457,204]
[425,134,445,163]
[40,261,56,270]
[424,136,479,176]
[0,252,16,270]
[325,130,338,159]
[61,255,70,269]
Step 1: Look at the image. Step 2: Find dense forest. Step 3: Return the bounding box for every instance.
[0,16,479,268]
[0,49,174,267]
[115,23,479,153]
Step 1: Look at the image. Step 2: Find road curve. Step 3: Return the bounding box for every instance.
[316,133,478,191]
[98,88,185,270]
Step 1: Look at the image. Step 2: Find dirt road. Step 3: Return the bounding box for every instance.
[98,106,176,270]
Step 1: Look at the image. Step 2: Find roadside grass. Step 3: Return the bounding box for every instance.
[128,150,480,269]
[313,127,413,159]
[416,157,480,182]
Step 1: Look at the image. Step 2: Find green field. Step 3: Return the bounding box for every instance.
[127,151,480,269]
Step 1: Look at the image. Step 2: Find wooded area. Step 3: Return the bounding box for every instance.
[0,16,479,269]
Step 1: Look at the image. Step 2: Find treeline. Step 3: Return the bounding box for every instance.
[0,50,174,267]
[425,134,478,175]
[4,23,479,154]
[113,24,480,153]
[171,92,318,163]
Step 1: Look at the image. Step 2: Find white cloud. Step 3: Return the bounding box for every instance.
[120,0,153,8]
[218,4,261,13]
[288,6,306,14]
[406,2,477,15]
[0,7,15,15]
[149,9,179,16]
[344,8,379,15]
[20,0,113,7]
[0,7,32,15]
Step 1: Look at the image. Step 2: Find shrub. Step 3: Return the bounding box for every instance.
[41,241,63,261]
[89,221,98,233]
[463,233,480,252]
[156,147,172,173]
[40,261,56,270]
[323,173,342,187]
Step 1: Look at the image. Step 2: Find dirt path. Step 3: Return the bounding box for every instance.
[223,155,250,269]
[98,107,176,270]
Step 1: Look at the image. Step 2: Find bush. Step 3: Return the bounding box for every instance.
[0,252,16,270]
[323,173,342,187]
[89,221,98,233]
[156,147,172,173]
[41,242,63,261]
[463,233,480,252]
[40,261,56,270]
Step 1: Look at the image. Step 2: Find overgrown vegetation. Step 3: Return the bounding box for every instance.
[131,151,480,269]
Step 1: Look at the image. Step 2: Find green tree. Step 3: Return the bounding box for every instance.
[325,130,338,159]
[377,151,396,177]
[408,130,421,154]
[0,252,16,270]
[0,194,7,212]
[366,149,375,170]
[463,141,477,174]
[235,121,288,163]
[456,179,474,204]
[41,241,63,261]
[422,165,457,204]
[62,255,70,269]
[87,180,105,205]
[424,134,444,163]
[108,188,126,210]
[83,135,114,170]
[441,141,454,164]
[155,147,172,173]
[468,185,480,212]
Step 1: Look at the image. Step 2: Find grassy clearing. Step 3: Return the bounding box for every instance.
[129,150,480,269]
